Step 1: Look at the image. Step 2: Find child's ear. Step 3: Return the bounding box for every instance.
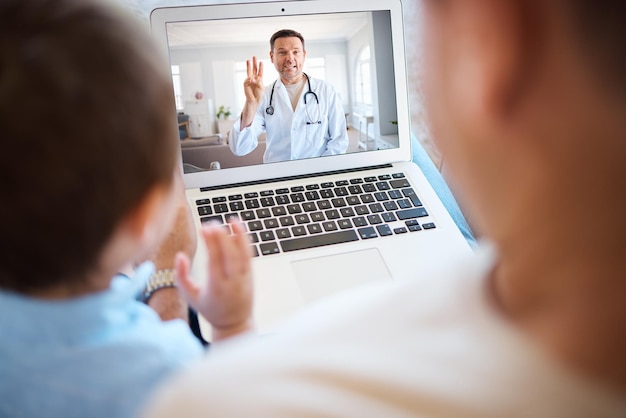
[123,183,172,246]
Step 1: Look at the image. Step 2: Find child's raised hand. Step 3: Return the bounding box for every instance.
[174,220,254,342]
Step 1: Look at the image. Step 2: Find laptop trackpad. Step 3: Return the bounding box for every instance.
[291,248,392,303]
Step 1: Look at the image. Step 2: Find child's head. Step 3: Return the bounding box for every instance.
[0,0,179,294]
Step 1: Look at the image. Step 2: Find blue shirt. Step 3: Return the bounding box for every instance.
[0,263,204,418]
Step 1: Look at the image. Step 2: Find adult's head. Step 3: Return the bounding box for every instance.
[0,0,179,294]
[420,0,626,391]
[269,29,307,85]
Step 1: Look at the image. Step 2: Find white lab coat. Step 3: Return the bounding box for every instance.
[229,77,348,163]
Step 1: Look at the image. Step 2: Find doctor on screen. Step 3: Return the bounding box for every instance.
[229,29,349,163]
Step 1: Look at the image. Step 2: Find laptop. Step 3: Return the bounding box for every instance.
[150,0,472,339]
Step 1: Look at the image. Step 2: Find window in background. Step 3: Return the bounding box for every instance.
[171,65,184,111]
[354,46,372,107]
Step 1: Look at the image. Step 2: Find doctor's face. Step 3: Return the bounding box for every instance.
[270,36,306,85]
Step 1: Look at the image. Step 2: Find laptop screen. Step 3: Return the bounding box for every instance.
[151,0,410,185]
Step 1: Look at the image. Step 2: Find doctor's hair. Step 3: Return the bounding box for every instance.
[270,29,305,51]
[0,0,178,293]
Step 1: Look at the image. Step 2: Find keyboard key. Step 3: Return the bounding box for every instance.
[276,195,290,205]
[405,220,419,226]
[322,221,338,232]
[280,230,359,252]
[409,224,423,232]
[374,192,389,201]
[306,184,320,190]
[201,215,223,224]
[394,227,408,234]
[244,192,259,199]
[225,213,240,223]
[279,216,295,226]
[382,212,397,222]
[240,210,255,221]
[263,219,279,229]
[369,203,384,213]
[320,189,334,198]
[364,176,377,182]
[248,220,263,231]
[256,208,271,218]
[384,201,399,211]
[347,196,361,205]
[310,212,325,222]
[335,180,349,186]
[276,228,292,239]
[198,206,212,216]
[350,178,364,184]
[295,214,310,224]
[334,187,348,197]
[331,198,347,207]
[290,193,305,202]
[392,172,406,179]
[196,199,211,206]
[340,207,355,218]
[358,227,378,239]
[250,245,260,257]
[248,232,259,243]
[355,205,370,215]
[325,209,340,220]
[367,214,383,225]
[376,181,390,191]
[422,222,437,230]
[305,191,320,201]
[348,185,363,195]
[291,226,307,236]
[212,197,227,203]
[302,202,317,212]
[260,197,275,207]
[272,206,287,216]
[317,200,332,210]
[360,194,375,204]
[260,190,274,196]
[338,219,353,229]
[388,190,403,199]
[287,204,302,214]
[390,179,410,189]
[378,174,392,180]
[214,203,228,213]
[276,188,289,194]
[260,242,280,255]
[397,207,429,220]
[307,223,323,234]
[229,201,244,211]
[353,217,367,227]
[398,199,412,209]
[321,182,334,188]
[260,231,276,241]
[291,186,305,192]
[228,194,243,201]
[376,224,393,236]
[245,199,260,209]
[362,184,377,192]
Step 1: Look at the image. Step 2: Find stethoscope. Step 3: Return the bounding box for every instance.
[266,73,321,125]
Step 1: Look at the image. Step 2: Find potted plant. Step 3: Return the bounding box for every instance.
[216,105,231,120]
[216,105,233,135]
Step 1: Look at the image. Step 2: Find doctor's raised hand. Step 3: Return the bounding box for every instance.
[240,56,265,130]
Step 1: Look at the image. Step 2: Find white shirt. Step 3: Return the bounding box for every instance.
[142,245,625,418]
[229,76,349,163]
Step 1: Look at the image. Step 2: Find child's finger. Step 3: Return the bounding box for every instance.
[173,252,199,307]
[230,221,252,272]
[202,223,227,281]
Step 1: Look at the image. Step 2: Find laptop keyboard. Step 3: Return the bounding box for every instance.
[195,172,436,257]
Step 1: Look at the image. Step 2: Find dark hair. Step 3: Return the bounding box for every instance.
[567,1,626,97]
[0,0,178,293]
[270,29,305,51]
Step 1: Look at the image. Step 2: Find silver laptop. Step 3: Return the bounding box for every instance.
[150,0,472,339]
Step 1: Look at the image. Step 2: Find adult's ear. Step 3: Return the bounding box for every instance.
[440,0,541,124]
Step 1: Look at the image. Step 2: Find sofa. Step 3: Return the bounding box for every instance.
[180,134,266,171]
